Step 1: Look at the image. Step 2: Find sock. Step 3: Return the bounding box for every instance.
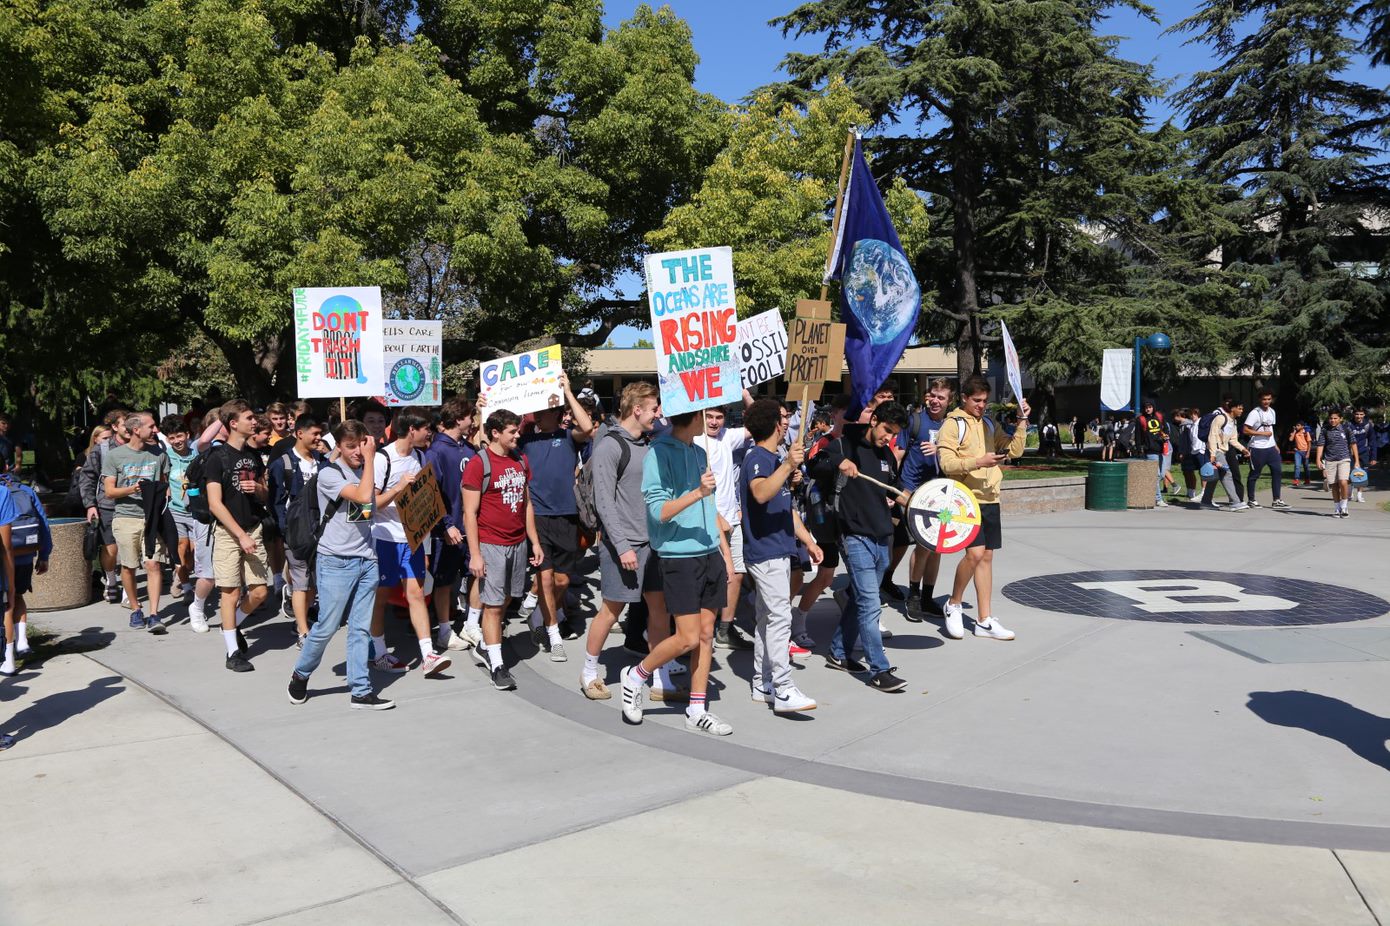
[547,624,562,646]
[466,607,481,628]
[632,663,652,686]
[582,653,600,684]
[436,623,452,645]
[371,635,387,660]
[105,569,118,586]
[193,594,207,613]
[1,643,14,673]
[223,629,239,657]
[485,643,503,670]
[418,637,434,661]
[685,691,707,718]
[234,608,250,627]
[17,621,28,650]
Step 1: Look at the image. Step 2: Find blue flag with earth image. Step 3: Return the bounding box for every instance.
[825,136,921,414]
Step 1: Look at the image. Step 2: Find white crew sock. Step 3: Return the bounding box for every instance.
[223,629,239,657]
[17,621,28,650]
[418,637,434,662]
[485,643,503,670]
[192,594,207,614]
[546,624,563,646]
[465,607,481,628]
[582,653,600,684]
[371,635,387,660]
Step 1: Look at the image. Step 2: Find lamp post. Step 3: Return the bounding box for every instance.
[1132,332,1172,412]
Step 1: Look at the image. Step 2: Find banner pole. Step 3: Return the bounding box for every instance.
[819,129,857,302]
[339,396,346,423]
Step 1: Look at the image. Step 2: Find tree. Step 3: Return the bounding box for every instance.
[1174,0,1390,413]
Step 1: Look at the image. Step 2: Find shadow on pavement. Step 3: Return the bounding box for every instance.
[0,676,125,745]
[1247,690,1390,772]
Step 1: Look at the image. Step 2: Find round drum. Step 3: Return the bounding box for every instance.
[905,479,982,554]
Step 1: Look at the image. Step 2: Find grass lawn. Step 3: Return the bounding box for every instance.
[1002,456,1093,481]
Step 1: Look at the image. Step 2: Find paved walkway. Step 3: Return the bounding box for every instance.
[3,482,1389,924]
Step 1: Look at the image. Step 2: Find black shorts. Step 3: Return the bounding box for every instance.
[966,503,1003,551]
[892,516,910,549]
[432,541,465,586]
[2,562,34,607]
[809,515,840,568]
[659,551,727,617]
[534,514,580,574]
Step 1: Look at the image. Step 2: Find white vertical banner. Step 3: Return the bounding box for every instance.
[1100,348,1133,411]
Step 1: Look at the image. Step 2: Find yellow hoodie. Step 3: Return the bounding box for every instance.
[937,408,1029,504]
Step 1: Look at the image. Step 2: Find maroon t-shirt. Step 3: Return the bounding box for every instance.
[462,449,530,546]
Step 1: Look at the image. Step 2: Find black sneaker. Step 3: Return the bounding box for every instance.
[920,596,945,618]
[281,595,294,619]
[824,653,870,674]
[225,653,255,673]
[715,623,754,651]
[491,665,517,691]
[868,670,908,692]
[880,581,907,602]
[560,619,584,641]
[530,624,548,651]
[350,693,396,711]
[904,589,923,621]
[287,674,308,705]
[235,628,249,655]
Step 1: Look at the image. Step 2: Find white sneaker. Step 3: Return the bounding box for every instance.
[549,641,568,663]
[974,616,1016,641]
[371,653,410,673]
[420,652,452,676]
[1230,502,1250,511]
[878,620,893,640]
[1155,498,1169,507]
[518,592,539,620]
[943,601,965,639]
[685,711,733,736]
[445,630,470,651]
[620,666,645,724]
[751,684,773,704]
[772,687,817,713]
[188,604,209,634]
[459,623,484,650]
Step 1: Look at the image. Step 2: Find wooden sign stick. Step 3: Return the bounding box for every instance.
[852,470,910,503]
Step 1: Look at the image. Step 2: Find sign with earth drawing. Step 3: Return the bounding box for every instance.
[382,320,443,407]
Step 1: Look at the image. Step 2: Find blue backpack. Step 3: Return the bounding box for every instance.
[2,481,43,556]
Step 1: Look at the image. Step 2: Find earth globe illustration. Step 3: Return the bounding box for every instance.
[844,238,920,344]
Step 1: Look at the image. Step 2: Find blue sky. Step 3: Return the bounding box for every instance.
[596,1,1383,345]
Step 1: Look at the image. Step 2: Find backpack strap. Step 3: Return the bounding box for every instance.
[480,448,492,493]
[608,431,631,499]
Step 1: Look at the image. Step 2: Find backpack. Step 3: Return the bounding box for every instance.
[184,443,223,524]
[285,466,345,565]
[3,482,42,556]
[1197,410,1225,444]
[574,431,631,533]
[953,415,996,446]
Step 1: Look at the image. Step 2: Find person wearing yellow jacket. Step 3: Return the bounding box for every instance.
[936,375,1030,641]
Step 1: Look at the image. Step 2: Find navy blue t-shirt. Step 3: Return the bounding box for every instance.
[739,446,795,566]
[520,430,581,517]
[896,411,946,491]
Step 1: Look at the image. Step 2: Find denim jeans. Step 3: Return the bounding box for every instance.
[1144,453,1170,502]
[1293,450,1308,482]
[293,553,377,698]
[830,534,891,675]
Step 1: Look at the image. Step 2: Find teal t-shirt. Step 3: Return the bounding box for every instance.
[167,445,198,514]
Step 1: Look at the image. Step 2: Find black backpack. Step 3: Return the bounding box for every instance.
[574,431,631,532]
[1197,410,1225,444]
[183,442,224,524]
[285,466,345,564]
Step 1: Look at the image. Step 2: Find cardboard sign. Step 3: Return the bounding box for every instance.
[645,246,741,416]
[999,318,1024,406]
[736,309,789,389]
[398,465,446,552]
[785,299,847,401]
[479,345,563,416]
[292,287,387,398]
[383,320,443,407]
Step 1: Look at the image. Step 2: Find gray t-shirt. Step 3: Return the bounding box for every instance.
[100,443,169,519]
[317,463,375,559]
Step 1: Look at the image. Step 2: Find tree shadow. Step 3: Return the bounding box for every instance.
[0,676,125,745]
[1247,690,1390,772]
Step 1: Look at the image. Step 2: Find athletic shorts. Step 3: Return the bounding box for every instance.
[97,507,116,546]
[966,503,1003,551]
[534,514,580,575]
[726,526,745,574]
[285,547,312,591]
[1180,452,1200,473]
[376,539,426,588]
[113,517,167,569]
[212,523,268,589]
[12,562,34,596]
[892,516,910,549]
[598,537,657,604]
[480,542,528,606]
[192,521,215,580]
[660,550,727,617]
[431,541,465,586]
[171,510,198,541]
[1323,459,1351,483]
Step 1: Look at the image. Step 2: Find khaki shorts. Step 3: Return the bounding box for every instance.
[1322,459,1351,483]
[113,517,167,569]
[212,523,269,589]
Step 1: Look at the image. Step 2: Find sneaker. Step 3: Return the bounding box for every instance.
[1200,502,1223,511]
[581,677,612,700]
[236,628,249,655]
[420,652,452,676]
[281,595,294,619]
[714,623,754,650]
[792,631,817,651]
[1355,491,1366,503]
[458,623,484,650]
[1271,499,1290,509]
[880,580,906,602]
[187,605,209,633]
[878,620,893,640]
[287,674,309,704]
[371,652,410,673]
[530,624,547,650]
[1230,502,1250,512]
[1292,479,1302,487]
[490,665,517,691]
[15,646,31,661]
[788,640,812,659]
[919,596,945,618]
[974,616,1016,641]
[145,614,167,635]
[0,733,13,750]
[868,671,908,693]
[649,678,690,702]
[1155,498,1169,507]
[549,641,568,663]
[0,663,16,678]
[560,619,583,641]
[1247,499,1261,508]
[772,687,817,713]
[104,583,121,604]
[824,653,870,674]
[620,666,645,724]
[684,711,733,736]
[121,589,131,607]
[225,653,255,672]
[441,629,468,651]
[518,592,539,620]
[905,589,922,614]
[943,601,965,640]
[129,608,145,629]
[751,684,773,704]
[296,633,307,650]
[350,693,396,710]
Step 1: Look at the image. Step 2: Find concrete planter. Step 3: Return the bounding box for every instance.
[29,517,93,611]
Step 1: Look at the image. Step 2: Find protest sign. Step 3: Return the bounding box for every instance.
[736,309,788,389]
[785,299,847,402]
[479,345,563,416]
[397,465,446,552]
[383,320,443,407]
[645,246,741,416]
[999,319,1025,406]
[291,287,387,398]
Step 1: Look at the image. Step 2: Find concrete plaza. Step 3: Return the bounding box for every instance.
[2,481,1388,925]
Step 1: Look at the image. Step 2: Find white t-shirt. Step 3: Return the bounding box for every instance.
[1244,407,1277,450]
[371,441,422,544]
[694,429,747,526]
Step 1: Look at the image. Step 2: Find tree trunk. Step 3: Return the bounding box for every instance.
[201,324,286,406]
[1275,340,1304,423]
[951,135,982,384]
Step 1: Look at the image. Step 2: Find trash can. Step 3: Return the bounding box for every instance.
[1125,458,1160,509]
[1085,462,1128,511]
[28,517,93,611]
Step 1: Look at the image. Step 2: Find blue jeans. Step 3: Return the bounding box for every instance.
[1293,450,1308,482]
[830,534,891,675]
[1145,453,1169,502]
[293,553,377,698]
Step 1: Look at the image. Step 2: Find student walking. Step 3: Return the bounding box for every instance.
[1291,422,1312,486]
[1315,410,1359,517]
[1243,391,1288,508]
[269,415,328,646]
[101,412,171,634]
[897,378,953,619]
[0,469,50,675]
[1199,399,1248,511]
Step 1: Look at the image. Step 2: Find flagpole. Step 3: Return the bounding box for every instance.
[820,129,857,302]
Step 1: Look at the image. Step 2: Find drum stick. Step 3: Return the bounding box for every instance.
[852,471,910,503]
